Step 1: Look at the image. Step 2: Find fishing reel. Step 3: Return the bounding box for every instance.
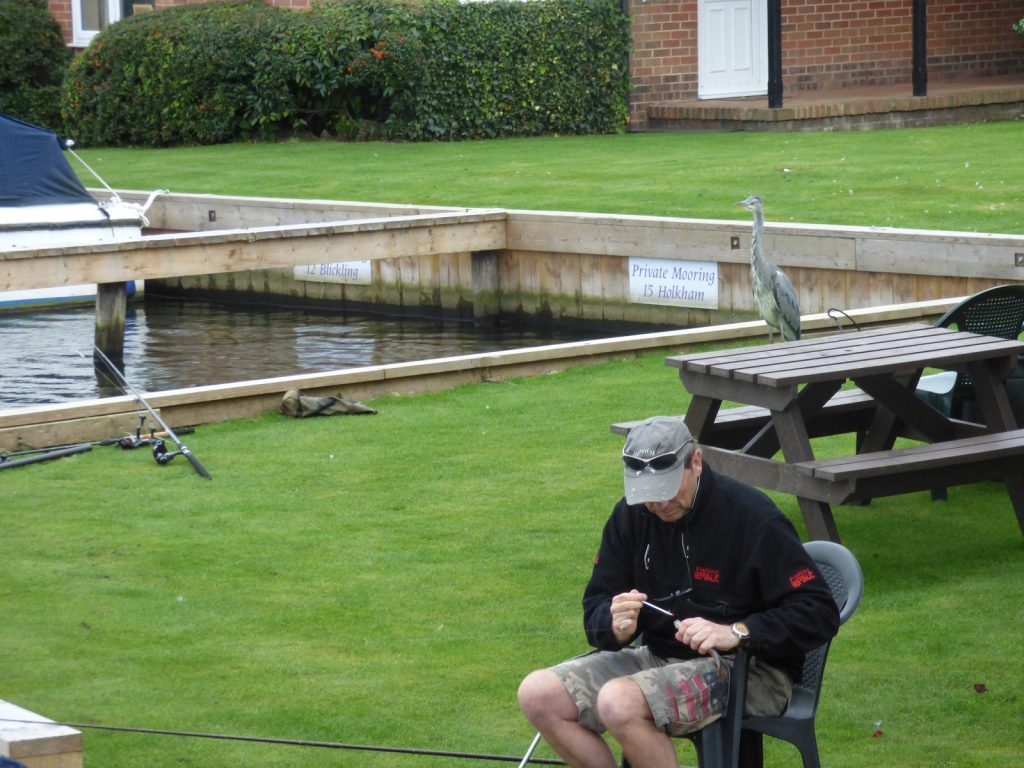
[151,438,183,466]
[117,415,153,450]
[112,418,187,468]
[117,434,149,449]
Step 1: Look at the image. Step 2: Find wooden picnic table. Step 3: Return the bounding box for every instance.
[665,323,1024,542]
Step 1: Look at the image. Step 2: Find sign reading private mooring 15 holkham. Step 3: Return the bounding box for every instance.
[294,261,373,285]
[628,258,719,309]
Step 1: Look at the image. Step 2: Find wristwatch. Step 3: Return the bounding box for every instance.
[731,622,751,646]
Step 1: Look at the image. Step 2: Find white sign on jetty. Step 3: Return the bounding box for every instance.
[628,257,719,309]
[294,260,373,285]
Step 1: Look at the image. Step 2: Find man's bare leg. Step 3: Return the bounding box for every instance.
[597,678,677,768]
[518,669,619,768]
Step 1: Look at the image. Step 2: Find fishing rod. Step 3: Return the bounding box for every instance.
[91,346,212,479]
[0,718,565,766]
[0,422,196,462]
[0,443,92,471]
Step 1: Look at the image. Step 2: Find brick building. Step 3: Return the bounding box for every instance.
[48,0,1024,131]
[627,0,1024,128]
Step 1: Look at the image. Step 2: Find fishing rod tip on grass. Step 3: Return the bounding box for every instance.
[91,345,214,480]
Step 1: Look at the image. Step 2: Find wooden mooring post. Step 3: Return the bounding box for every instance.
[471,249,500,327]
[94,282,127,385]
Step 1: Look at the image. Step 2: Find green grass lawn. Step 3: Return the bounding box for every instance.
[10,124,1023,765]
[73,121,1024,234]
[3,350,1022,767]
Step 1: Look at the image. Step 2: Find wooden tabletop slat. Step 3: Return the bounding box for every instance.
[668,323,930,369]
[667,326,1024,387]
[743,338,1023,386]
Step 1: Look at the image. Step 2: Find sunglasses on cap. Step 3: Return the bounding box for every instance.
[622,438,693,473]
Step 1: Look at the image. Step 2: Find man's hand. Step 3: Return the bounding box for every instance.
[675,616,740,655]
[609,589,647,643]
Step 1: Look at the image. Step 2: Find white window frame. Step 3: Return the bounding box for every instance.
[72,0,122,47]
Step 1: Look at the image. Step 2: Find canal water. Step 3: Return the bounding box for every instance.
[0,298,616,409]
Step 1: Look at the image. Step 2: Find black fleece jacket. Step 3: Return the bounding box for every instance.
[582,463,840,681]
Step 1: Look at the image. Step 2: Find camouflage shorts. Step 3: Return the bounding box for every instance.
[550,646,791,737]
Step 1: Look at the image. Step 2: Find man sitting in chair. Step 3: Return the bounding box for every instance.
[518,416,840,768]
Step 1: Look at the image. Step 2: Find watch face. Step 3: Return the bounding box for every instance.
[733,622,750,638]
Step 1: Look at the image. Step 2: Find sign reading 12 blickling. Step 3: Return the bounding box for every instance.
[628,257,719,309]
[294,261,373,285]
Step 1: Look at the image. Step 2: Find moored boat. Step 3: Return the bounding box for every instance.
[0,113,158,311]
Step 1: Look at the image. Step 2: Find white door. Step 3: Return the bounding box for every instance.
[698,0,767,99]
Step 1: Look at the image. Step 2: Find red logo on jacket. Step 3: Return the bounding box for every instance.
[694,566,720,584]
[789,568,816,588]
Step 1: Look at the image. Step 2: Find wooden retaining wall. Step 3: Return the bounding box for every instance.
[129,192,1024,330]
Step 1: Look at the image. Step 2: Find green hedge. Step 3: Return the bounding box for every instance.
[0,0,70,130]
[64,2,291,145]
[62,0,630,146]
[389,0,631,139]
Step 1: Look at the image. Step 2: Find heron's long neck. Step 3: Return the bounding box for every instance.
[750,209,764,263]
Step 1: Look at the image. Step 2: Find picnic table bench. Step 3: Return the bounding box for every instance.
[611,387,989,452]
[793,428,1024,503]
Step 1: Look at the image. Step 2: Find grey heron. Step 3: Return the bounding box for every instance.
[736,195,801,343]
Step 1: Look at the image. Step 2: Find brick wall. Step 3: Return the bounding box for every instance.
[627,0,698,116]
[782,0,914,91]
[930,2,1024,78]
[626,0,700,129]
[628,0,1024,130]
[49,0,71,36]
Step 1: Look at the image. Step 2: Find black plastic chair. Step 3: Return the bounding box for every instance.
[730,541,863,768]
[621,540,863,768]
[915,284,1024,420]
[915,285,1024,499]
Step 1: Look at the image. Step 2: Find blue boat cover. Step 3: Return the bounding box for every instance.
[0,113,97,208]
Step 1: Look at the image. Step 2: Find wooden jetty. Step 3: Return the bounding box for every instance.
[4,190,1023,346]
